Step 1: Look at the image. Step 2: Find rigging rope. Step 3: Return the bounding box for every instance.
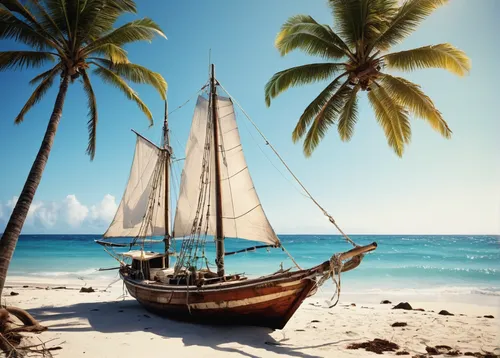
[217,81,358,248]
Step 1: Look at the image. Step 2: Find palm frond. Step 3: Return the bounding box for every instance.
[88,43,129,64]
[81,69,98,160]
[374,0,448,50]
[327,0,363,48]
[292,72,348,141]
[368,84,411,157]
[90,59,166,99]
[92,64,153,124]
[26,0,68,50]
[337,85,360,141]
[383,43,470,76]
[83,18,166,55]
[265,63,344,107]
[381,74,451,137]
[0,51,56,71]
[359,0,398,49]
[0,8,55,50]
[15,65,60,123]
[275,14,350,59]
[302,81,352,156]
[29,63,61,84]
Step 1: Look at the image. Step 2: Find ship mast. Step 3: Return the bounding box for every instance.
[163,98,171,268]
[211,64,225,277]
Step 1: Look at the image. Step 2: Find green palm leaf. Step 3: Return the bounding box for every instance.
[15,65,60,123]
[29,63,62,85]
[88,43,130,64]
[0,51,55,71]
[303,81,352,156]
[381,74,451,137]
[84,18,166,55]
[275,15,349,59]
[384,43,470,76]
[91,59,166,99]
[292,72,348,141]
[368,84,411,157]
[337,85,360,141]
[265,63,344,107]
[374,0,448,50]
[81,69,98,160]
[328,0,363,48]
[93,64,153,124]
[0,8,56,50]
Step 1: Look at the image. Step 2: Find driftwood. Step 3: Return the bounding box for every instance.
[0,306,59,357]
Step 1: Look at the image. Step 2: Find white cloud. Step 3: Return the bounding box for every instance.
[0,194,118,233]
[61,195,89,227]
[89,194,118,224]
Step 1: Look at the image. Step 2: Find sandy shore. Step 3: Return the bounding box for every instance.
[3,277,499,358]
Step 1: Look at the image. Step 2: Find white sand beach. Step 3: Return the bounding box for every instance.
[3,277,499,358]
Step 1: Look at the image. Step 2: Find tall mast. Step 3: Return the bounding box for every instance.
[163,98,171,267]
[211,64,225,277]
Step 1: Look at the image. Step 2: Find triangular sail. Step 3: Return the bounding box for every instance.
[104,134,168,238]
[173,96,280,246]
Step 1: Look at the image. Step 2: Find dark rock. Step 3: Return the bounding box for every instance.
[435,345,452,350]
[393,302,413,310]
[350,303,356,307]
[80,287,95,293]
[426,346,440,355]
[438,310,454,316]
[22,285,29,288]
[143,314,151,318]
[448,351,462,356]
[347,339,399,354]
[310,320,320,323]
[391,322,408,327]
[413,355,428,358]
[413,308,425,312]
[396,352,410,356]
[295,329,305,332]
[10,291,19,296]
[484,315,494,319]
[381,300,392,304]
[90,309,99,311]
[118,310,124,313]
[53,286,67,290]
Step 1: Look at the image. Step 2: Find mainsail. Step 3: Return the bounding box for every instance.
[104,134,168,238]
[173,95,279,246]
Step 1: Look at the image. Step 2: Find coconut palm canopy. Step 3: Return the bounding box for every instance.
[0,0,166,299]
[0,0,167,159]
[265,0,471,157]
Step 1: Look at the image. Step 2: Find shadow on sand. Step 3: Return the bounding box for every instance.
[27,298,347,358]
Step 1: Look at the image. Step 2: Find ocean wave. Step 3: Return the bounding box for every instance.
[14,268,115,279]
[340,286,500,297]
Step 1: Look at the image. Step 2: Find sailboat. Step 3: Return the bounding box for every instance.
[97,65,377,329]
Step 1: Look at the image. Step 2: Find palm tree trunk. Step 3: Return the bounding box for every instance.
[0,74,70,298]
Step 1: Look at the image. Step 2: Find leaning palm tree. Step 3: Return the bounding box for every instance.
[265,0,470,157]
[0,0,167,300]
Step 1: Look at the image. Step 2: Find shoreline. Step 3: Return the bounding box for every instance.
[4,276,499,357]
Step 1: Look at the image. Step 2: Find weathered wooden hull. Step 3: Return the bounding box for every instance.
[120,242,377,329]
[122,269,317,329]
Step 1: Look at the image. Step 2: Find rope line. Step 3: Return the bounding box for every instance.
[217,82,358,248]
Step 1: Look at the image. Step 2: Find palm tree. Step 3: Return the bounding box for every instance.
[265,0,470,157]
[0,0,167,298]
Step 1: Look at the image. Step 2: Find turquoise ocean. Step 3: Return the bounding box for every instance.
[8,234,500,298]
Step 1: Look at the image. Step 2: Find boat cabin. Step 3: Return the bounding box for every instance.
[123,250,168,281]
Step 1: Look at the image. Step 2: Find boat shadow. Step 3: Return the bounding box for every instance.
[29,298,333,358]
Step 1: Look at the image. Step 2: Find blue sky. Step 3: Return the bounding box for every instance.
[0,0,498,235]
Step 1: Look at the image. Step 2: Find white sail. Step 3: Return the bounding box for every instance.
[104,134,167,238]
[173,96,280,246]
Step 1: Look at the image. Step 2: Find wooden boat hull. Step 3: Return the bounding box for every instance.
[121,269,317,329]
[120,242,377,329]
